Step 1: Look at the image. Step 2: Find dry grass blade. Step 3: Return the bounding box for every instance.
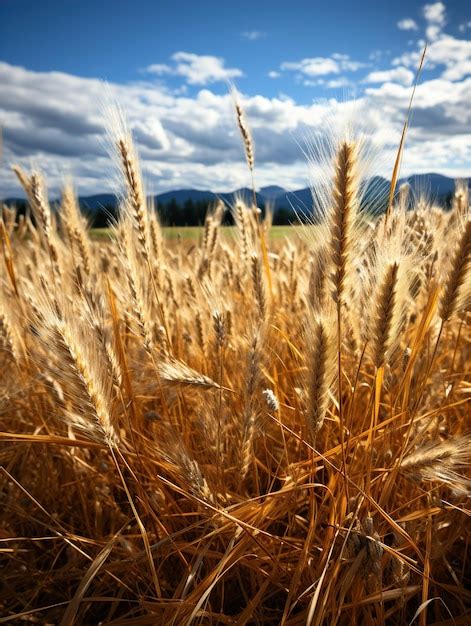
[60,539,115,626]
[386,44,427,222]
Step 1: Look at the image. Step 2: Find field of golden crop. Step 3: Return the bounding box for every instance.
[0,107,470,625]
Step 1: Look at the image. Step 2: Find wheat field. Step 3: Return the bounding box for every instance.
[0,107,470,625]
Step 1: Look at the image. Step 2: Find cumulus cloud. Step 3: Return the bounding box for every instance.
[279,53,364,79]
[459,21,471,33]
[281,57,339,77]
[331,53,365,71]
[241,30,266,40]
[423,2,446,26]
[0,62,332,196]
[363,67,414,86]
[397,19,418,31]
[423,1,446,40]
[145,52,243,85]
[393,35,471,81]
[325,78,351,89]
[391,4,471,84]
[365,77,471,136]
[302,77,352,89]
[1,57,470,198]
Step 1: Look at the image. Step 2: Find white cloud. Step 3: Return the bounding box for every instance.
[325,78,351,89]
[280,54,364,79]
[363,67,414,86]
[268,71,280,79]
[0,60,470,198]
[331,53,365,71]
[423,2,446,40]
[393,35,471,81]
[363,75,471,176]
[423,2,446,25]
[241,30,266,40]
[299,78,352,88]
[365,77,471,131]
[281,57,339,77]
[146,52,243,85]
[145,63,171,75]
[459,21,471,33]
[397,18,418,31]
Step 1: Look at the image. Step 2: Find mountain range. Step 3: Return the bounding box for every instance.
[3,173,467,214]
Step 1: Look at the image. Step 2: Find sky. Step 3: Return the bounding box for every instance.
[0,0,470,196]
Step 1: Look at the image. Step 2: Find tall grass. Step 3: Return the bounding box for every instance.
[0,105,470,625]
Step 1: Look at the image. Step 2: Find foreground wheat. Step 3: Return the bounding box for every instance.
[0,134,470,625]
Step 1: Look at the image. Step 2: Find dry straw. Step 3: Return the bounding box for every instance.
[1,99,470,626]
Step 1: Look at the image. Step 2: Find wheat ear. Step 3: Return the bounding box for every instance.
[305,315,336,441]
[235,99,254,173]
[117,135,150,260]
[439,217,471,321]
[159,358,221,390]
[370,261,400,368]
[48,317,119,446]
[329,140,360,305]
[251,253,266,319]
[401,437,470,494]
[240,331,263,479]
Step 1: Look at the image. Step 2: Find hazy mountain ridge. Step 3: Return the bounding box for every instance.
[3,173,467,213]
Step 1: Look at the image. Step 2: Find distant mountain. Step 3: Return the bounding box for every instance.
[155,189,216,205]
[272,188,313,214]
[2,173,467,215]
[259,185,287,200]
[397,173,456,197]
[218,187,258,205]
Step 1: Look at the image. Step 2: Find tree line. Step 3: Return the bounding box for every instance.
[6,198,296,228]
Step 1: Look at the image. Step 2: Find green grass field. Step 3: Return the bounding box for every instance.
[90,224,309,241]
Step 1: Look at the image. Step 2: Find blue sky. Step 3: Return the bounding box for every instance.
[1,0,470,195]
